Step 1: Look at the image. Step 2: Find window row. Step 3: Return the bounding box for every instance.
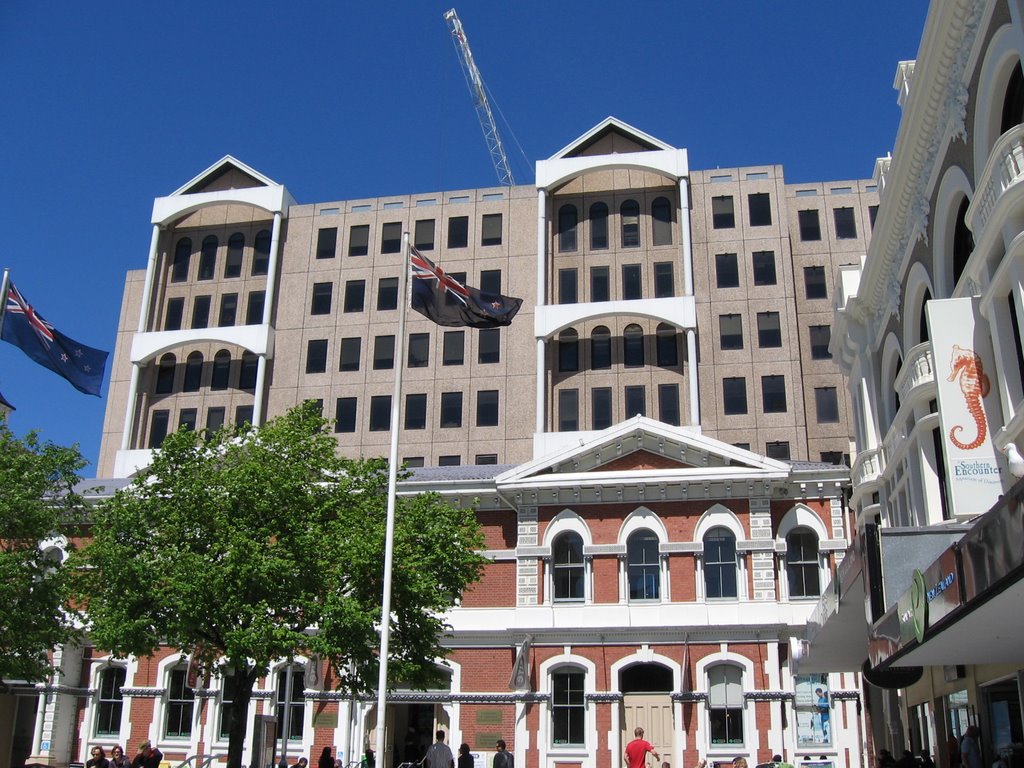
[710,193,773,229]
[308,328,502,374]
[556,262,674,304]
[153,350,257,395]
[556,324,682,372]
[164,291,265,331]
[314,213,503,260]
[148,404,254,448]
[170,232,271,283]
[717,316,832,358]
[555,198,674,253]
[721,377,839,423]
[557,383,681,431]
[333,391,502,433]
[402,454,497,468]
[308,270,502,316]
[714,256,829,302]
[796,206,871,242]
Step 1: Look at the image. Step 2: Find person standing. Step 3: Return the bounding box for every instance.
[961,726,982,768]
[424,731,455,768]
[493,740,513,768]
[457,744,473,768]
[625,727,660,768]
[132,741,163,768]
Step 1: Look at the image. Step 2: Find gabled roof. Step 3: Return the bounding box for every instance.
[171,155,279,196]
[548,116,675,160]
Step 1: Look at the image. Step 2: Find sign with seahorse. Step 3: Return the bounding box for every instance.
[927,298,1005,517]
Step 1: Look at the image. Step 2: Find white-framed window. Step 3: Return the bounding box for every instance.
[95,666,127,737]
[218,668,237,741]
[626,531,660,601]
[707,664,744,746]
[550,667,586,747]
[704,528,738,599]
[786,529,822,599]
[276,664,305,742]
[165,665,195,739]
[552,532,585,602]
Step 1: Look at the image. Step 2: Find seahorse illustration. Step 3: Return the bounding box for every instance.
[947,344,991,450]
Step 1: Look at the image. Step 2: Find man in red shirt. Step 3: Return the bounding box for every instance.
[624,727,660,768]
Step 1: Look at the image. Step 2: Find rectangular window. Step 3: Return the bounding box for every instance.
[405,393,427,430]
[311,282,333,315]
[762,375,787,413]
[306,339,328,374]
[381,222,402,254]
[440,391,463,428]
[218,293,238,327]
[476,390,499,426]
[438,455,461,467]
[719,314,743,350]
[815,387,840,423]
[834,207,857,239]
[622,264,642,300]
[96,667,126,736]
[475,454,498,465]
[709,665,744,745]
[552,671,585,746]
[404,456,425,468]
[335,397,357,433]
[592,387,612,430]
[344,280,366,312]
[205,407,225,437]
[558,388,579,431]
[590,266,610,302]
[443,331,464,365]
[810,325,832,359]
[625,385,646,418]
[723,378,747,415]
[316,227,337,259]
[658,384,680,426]
[165,297,184,331]
[559,333,579,372]
[752,251,777,286]
[559,268,578,304]
[377,277,399,311]
[757,312,782,348]
[246,291,265,325]
[766,441,791,460]
[748,192,772,226]
[654,262,674,298]
[339,337,361,371]
[348,224,369,257]
[798,209,822,241]
[447,216,469,248]
[716,253,739,288]
[712,195,735,229]
[235,405,254,427]
[481,213,502,246]
[869,205,879,229]
[198,243,216,281]
[369,395,391,431]
[373,335,395,370]
[408,333,430,367]
[191,296,211,329]
[148,410,169,449]
[165,668,195,738]
[178,408,197,432]
[478,328,500,364]
[804,266,828,299]
[414,219,435,251]
[479,269,502,296]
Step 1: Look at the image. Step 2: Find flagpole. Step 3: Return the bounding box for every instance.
[373,231,411,768]
[0,269,10,339]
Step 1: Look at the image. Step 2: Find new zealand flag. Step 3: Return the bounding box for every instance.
[1,282,108,396]
[410,247,522,328]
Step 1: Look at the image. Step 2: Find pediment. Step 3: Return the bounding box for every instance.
[549,117,675,160]
[172,155,279,196]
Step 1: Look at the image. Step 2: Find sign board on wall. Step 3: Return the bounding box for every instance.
[926,298,1005,517]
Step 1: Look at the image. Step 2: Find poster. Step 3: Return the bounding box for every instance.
[795,674,832,748]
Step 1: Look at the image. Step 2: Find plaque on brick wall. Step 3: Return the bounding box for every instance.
[476,709,503,725]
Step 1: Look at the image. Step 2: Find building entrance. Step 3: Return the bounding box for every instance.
[621,664,674,768]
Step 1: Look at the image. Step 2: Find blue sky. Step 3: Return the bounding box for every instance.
[0,1,929,473]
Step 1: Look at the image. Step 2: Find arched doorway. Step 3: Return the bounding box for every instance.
[621,663,675,768]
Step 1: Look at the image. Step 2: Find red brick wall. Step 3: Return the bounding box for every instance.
[462,561,516,607]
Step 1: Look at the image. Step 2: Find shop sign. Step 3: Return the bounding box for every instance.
[921,547,961,628]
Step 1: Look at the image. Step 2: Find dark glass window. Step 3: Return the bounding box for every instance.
[148,410,170,449]
[476,390,499,427]
[339,337,361,371]
[239,352,257,390]
[191,296,211,329]
[628,531,660,600]
[165,667,195,738]
[438,455,461,467]
[757,312,781,348]
[373,335,395,370]
[235,405,254,428]
[481,213,502,246]
[553,533,584,601]
[558,205,578,252]
[654,262,674,298]
[723,377,747,415]
[414,219,435,251]
[798,209,822,241]
[708,664,744,744]
[335,398,357,433]
[656,324,678,367]
[761,375,787,413]
[246,291,265,325]
[344,280,365,312]
[952,197,974,287]
[275,667,304,742]
[752,251,776,286]
[183,352,203,392]
[748,192,772,226]
[476,454,498,465]
[348,224,369,257]
[551,670,585,746]
[310,282,333,315]
[252,230,271,275]
[658,383,680,426]
[591,326,612,370]
[624,385,646,418]
[316,227,337,259]
[96,667,126,736]
[377,277,399,311]
[715,253,739,288]
[198,235,218,280]
[559,268,578,304]
[834,207,857,239]
[592,387,613,430]
[869,205,879,229]
[443,331,464,365]
[589,202,609,249]
[440,391,463,428]
[558,329,579,372]
[558,388,579,432]
[704,529,737,599]
[810,325,832,360]
[590,266,610,302]
[219,293,238,327]
[815,387,840,423]
[622,264,642,300]
[405,394,427,430]
[479,328,500,364]
[225,233,244,278]
[479,269,501,296]
[447,216,469,248]
[719,315,743,351]
[787,530,821,598]
[1001,63,1024,133]
[623,324,644,367]
[652,197,673,246]
[408,333,430,367]
[171,238,192,282]
[804,266,828,299]
[211,351,230,390]
[179,408,197,432]
[620,200,640,248]
[381,222,402,254]
[306,340,328,374]
[165,298,184,331]
[712,196,735,229]
[369,396,391,431]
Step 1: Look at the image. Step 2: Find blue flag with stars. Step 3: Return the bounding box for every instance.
[1,282,108,396]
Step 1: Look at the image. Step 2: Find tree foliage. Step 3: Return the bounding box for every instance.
[0,417,86,684]
[72,402,487,767]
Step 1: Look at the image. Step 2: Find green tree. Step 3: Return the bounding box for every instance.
[73,402,486,768]
[0,417,86,684]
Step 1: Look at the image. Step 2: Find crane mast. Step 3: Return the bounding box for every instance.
[444,8,515,186]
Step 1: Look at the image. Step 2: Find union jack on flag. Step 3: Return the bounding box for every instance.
[411,247,469,305]
[5,282,55,346]
[409,247,522,328]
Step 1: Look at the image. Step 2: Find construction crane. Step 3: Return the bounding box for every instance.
[444,8,515,186]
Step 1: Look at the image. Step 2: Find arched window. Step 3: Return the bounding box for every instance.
[225,233,245,278]
[171,238,192,282]
[707,664,744,745]
[198,235,218,280]
[627,530,660,601]
[656,323,678,367]
[239,352,258,390]
[704,527,737,599]
[1001,62,1024,134]
[155,353,176,394]
[952,197,974,289]
[652,197,673,246]
[253,230,271,276]
[558,205,578,253]
[211,350,231,390]
[275,664,305,742]
[165,664,195,738]
[591,326,612,370]
[620,200,640,248]
[558,329,579,372]
[183,352,203,392]
[623,324,644,367]
[919,289,932,344]
[786,528,821,598]
[96,666,127,736]
[552,532,584,602]
[551,667,585,746]
[589,202,609,250]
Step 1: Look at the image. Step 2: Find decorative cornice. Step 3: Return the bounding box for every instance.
[36,684,94,697]
[831,691,861,702]
[586,693,624,703]
[121,687,166,698]
[672,692,708,703]
[744,691,794,702]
